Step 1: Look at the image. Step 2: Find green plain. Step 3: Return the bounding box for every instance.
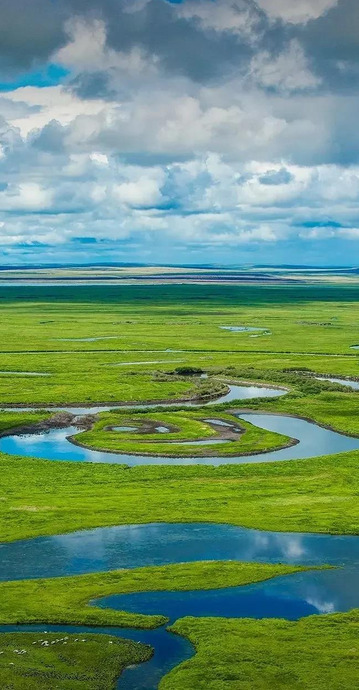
[1,284,359,689]
[0,632,151,690]
[165,611,359,689]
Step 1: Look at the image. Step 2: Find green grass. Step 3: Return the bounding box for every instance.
[0,562,310,629]
[0,412,51,434]
[1,447,359,542]
[74,409,291,457]
[0,632,151,690]
[1,284,359,688]
[242,390,359,437]
[164,610,359,689]
[0,284,358,405]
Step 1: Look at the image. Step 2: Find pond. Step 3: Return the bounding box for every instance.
[0,372,50,377]
[203,418,240,431]
[108,360,184,366]
[112,426,139,432]
[220,326,270,333]
[55,337,120,342]
[1,522,359,689]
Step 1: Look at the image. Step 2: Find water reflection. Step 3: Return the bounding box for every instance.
[1,522,358,581]
[315,376,359,390]
[2,411,359,466]
[2,522,359,689]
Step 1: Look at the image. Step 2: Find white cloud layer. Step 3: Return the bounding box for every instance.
[0,0,358,264]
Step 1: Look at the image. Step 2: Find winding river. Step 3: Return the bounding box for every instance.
[2,411,359,466]
[1,380,359,465]
[2,378,359,687]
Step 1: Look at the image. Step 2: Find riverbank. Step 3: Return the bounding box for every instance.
[0,562,309,628]
[1,445,359,543]
[0,631,152,690]
[165,610,359,690]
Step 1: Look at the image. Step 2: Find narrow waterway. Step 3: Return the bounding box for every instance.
[315,375,359,390]
[0,382,285,415]
[1,410,359,466]
[1,523,359,689]
[2,378,359,687]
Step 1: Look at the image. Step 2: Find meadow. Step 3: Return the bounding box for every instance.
[0,632,151,690]
[74,409,291,457]
[165,611,359,690]
[0,562,310,629]
[0,284,358,406]
[1,284,359,688]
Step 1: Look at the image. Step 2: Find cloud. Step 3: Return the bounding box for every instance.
[0,0,359,265]
[113,173,165,208]
[175,0,257,37]
[0,182,53,212]
[259,167,294,185]
[249,39,320,91]
[256,0,339,24]
[0,0,66,73]
[6,85,107,137]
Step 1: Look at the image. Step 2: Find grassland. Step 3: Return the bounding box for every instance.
[0,284,358,405]
[0,411,51,434]
[74,409,291,457]
[0,562,309,629]
[0,632,151,690]
[1,447,359,542]
[165,610,359,689]
[1,284,359,689]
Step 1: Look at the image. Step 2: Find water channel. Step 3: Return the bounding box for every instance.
[1,523,359,689]
[1,378,359,687]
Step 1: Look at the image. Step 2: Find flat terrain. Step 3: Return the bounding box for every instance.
[1,284,359,689]
[0,632,151,690]
[166,611,359,690]
[0,284,359,405]
[1,264,359,285]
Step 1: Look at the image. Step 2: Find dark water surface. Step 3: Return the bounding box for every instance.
[1,522,359,688]
[1,522,358,581]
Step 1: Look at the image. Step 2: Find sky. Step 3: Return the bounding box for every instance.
[0,0,359,266]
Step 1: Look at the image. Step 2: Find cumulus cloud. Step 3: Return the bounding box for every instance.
[0,0,358,264]
[256,0,339,25]
[113,173,165,208]
[7,85,107,137]
[249,40,320,91]
[176,0,257,37]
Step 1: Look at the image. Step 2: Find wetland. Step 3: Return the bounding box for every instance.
[1,284,359,689]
